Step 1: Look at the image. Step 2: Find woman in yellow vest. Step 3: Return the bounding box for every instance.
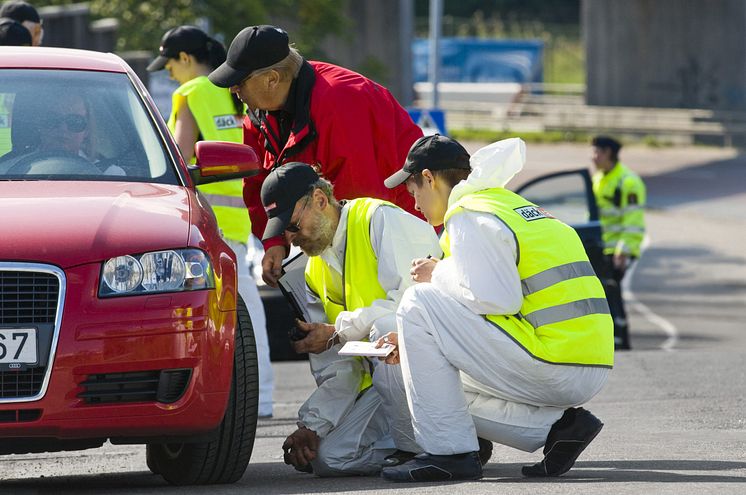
[378,135,613,482]
[148,25,274,417]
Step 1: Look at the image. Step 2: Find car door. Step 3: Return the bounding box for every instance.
[514,168,605,276]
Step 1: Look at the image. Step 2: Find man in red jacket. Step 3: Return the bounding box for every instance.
[209,25,423,286]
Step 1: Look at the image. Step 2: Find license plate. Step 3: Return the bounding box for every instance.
[0,328,38,365]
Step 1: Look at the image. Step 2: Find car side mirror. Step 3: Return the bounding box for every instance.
[190,141,261,186]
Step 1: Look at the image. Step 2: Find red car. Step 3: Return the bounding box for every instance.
[0,47,260,485]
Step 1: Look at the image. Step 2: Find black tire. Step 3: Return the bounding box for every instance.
[145,444,161,475]
[147,296,259,485]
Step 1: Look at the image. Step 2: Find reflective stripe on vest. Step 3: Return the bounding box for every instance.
[0,95,11,158]
[305,198,395,391]
[521,261,596,296]
[167,76,249,243]
[443,188,614,367]
[524,297,611,328]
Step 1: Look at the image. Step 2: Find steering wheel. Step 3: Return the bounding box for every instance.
[5,150,102,176]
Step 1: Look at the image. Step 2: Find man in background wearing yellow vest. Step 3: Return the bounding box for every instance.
[591,136,646,350]
[377,135,613,482]
[148,25,274,417]
[259,162,441,476]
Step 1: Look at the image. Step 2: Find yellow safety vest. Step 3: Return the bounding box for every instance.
[0,94,12,158]
[441,188,614,367]
[305,198,395,392]
[167,76,249,243]
[592,162,646,257]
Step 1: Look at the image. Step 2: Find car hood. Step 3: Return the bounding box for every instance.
[0,181,192,268]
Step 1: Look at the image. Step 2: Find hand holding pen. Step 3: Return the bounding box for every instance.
[410,254,440,283]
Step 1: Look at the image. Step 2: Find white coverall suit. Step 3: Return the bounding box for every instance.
[298,202,440,476]
[397,139,610,455]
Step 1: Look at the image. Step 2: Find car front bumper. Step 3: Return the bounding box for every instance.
[0,262,235,441]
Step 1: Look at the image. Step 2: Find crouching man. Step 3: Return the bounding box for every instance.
[377,135,613,482]
[260,162,440,476]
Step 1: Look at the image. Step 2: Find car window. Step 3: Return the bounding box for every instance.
[514,170,596,225]
[0,69,178,184]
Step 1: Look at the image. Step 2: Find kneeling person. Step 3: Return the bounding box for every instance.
[378,135,613,482]
[260,162,440,476]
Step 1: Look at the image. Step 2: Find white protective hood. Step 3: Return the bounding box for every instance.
[448,137,526,207]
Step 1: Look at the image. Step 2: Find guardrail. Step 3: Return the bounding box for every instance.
[415,83,746,146]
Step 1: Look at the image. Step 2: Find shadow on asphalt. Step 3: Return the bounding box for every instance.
[644,153,746,209]
[618,331,719,352]
[3,459,745,493]
[489,460,746,483]
[636,246,745,292]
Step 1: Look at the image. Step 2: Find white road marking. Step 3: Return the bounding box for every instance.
[622,236,679,351]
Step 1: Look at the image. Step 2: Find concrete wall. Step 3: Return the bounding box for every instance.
[584,0,746,110]
[38,3,117,53]
[320,0,414,105]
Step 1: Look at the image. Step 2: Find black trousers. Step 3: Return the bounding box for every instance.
[601,255,635,349]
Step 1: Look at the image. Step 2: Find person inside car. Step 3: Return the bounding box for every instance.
[1,91,125,176]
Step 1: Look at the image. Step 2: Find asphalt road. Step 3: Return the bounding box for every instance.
[1,143,745,494]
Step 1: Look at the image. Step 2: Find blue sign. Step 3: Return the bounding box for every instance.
[408,108,447,136]
[413,38,544,84]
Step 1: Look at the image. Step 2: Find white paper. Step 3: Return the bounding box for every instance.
[338,341,395,357]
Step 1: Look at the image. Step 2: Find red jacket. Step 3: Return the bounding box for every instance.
[242,60,423,249]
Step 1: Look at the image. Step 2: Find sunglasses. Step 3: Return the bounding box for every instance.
[42,113,88,133]
[285,196,311,233]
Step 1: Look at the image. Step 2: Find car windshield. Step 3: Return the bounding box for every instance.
[0,69,179,184]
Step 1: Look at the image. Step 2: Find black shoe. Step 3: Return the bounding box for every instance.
[383,449,418,467]
[614,341,631,351]
[614,319,631,350]
[381,451,482,482]
[522,407,603,477]
[477,437,493,466]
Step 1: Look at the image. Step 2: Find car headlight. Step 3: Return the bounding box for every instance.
[99,248,215,297]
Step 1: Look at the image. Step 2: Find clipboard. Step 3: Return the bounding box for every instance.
[277,252,312,322]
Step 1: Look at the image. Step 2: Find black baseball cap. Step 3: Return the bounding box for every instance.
[261,162,319,240]
[209,25,290,87]
[147,25,210,72]
[0,1,40,23]
[384,134,471,189]
[0,17,31,46]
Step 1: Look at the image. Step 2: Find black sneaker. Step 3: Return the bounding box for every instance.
[381,451,482,482]
[522,407,603,477]
[477,437,493,466]
[383,449,418,467]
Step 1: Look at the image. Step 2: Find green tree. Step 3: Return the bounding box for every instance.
[41,0,347,55]
[414,0,580,24]
[265,0,349,59]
